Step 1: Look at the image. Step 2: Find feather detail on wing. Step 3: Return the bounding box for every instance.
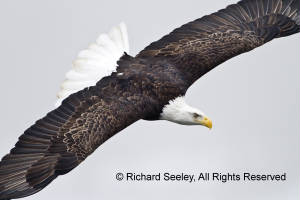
[55,22,129,107]
[0,67,157,199]
[138,0,300,85]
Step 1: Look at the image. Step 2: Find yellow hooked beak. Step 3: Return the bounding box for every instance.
[196,116,213,129]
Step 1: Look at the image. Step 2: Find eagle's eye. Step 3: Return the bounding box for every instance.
[193,113,201,118]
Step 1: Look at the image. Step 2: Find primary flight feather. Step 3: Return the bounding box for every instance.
[0,0,299,199]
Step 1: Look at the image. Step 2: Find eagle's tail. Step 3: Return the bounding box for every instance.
[236,0,300,42]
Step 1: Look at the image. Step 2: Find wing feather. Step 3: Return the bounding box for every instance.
[0,72,154,199]
[137,0,299,84]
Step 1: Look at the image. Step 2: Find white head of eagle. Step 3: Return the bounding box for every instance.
[160,96,212,128]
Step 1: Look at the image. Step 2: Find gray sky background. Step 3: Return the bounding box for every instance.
[0,0,299,199]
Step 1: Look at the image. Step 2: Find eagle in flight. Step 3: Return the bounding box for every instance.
[0,0,299,199]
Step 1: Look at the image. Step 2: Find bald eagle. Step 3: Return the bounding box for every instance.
[0,0,299,199]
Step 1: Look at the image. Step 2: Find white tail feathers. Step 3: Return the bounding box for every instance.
[55,22,129,107]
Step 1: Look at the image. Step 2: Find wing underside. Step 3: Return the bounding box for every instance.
[138,0,300,83]
[0,74,151,200]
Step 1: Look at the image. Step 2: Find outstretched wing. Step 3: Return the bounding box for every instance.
[138,0,300,84]
[0,72,154,200]
[56,22,129,107]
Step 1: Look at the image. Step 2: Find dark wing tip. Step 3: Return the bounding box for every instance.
[0,102,79,199]
[0,153,58,200]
